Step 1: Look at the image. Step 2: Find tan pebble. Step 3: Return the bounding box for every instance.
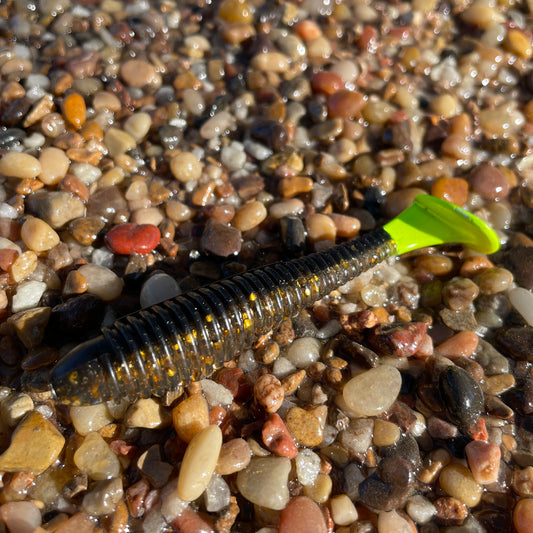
[232,201,267,232]
[10,251,37,282]
[166,200,194,223]
[483,373,515,395]
[121,59,161,88]
[372,419,401,447]
[38,147,70,185]
[417,448,451,484]
[104,128,136,158]
[130,207,164,227]
[512,466,533,497]
[514,498,533,533]
[170,152,203,183]
[0,152,41,179]
[93,91,121,113]
[414,254,454,276]
[439,463,482,507]
[384,188,427,218]
[125,398,168,429]
[73,431,120,480]
[124,112,152,142]
[0,411,65,475]
[172,393,209,442]
[21,217,60,253]
[24,94,55,127]
[0,393,34,427]
[70,403,113,436]
[328,213,360,238]
[461,1,504,28]
[254,373,284,413]
[191,181,215,207]
[306,213,336,242]
[281,369,306,395]
[255,341,280,364]
[474,267,513,294]
[178,425,222,501]
[285,406,323,447]
[504,29,532,59]
[302,473,332,504]
[330,494,358,526]
[63,270,88,296]
[216,438,252,475]
[251,52,290,72]
[430,94,460,119]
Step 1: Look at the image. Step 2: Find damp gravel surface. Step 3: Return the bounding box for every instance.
[1,0,533,532]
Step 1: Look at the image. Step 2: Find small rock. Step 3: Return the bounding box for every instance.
[236,456,291,510]
[469,164,510,201]
[279,496,327,533]
[377,510,417,533]
[204,473,231,513]
[11,280,47,312]
[504,246,533,290]
[63,93,86,129]
[0,501,42,533]
[78,264,124,301]
[178,425,222,501]
[82,478,123,516]
[27,190,85,229]
[254,373,284,414]
[140,272,181,308]
[170,152,203,183]
[439,463,482,507]
[496,326,533,362]
[0,393,34,426]
[0,151,41,179]
[439,307,478,331]
[216,438,251,475]
[433,496,468,526]
[0,411,65,474]
[406,494,436,525]
[285,406,322,447]
[465,440,501,485]
[70,403,114,436]
[172,393,209,442]
[105,223,160,255]
[73,431,120,480]
[262,413,298,459]
[104,128,136,157]
[285,337,321,368]
[201,218,242,257]
[125,398,168,429]
[38,146,70,185]
[137,445,173,488]
[435,331,479,358]
[232,201,267,232]
[9,307,51,349]
[514,498,533,533]
[21,216,59,252]
[121,59,161,88]
[367,322,427,357]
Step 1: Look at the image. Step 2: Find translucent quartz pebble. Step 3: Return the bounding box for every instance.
[73,431,120,480]
[343,365,402,417]
[140,272,181,308]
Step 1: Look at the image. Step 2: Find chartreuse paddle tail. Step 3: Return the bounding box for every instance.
[49,195,499,405]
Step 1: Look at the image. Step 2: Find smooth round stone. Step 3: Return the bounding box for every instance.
[254,373,284,413]
[166,200,194,223]
[232,201,267,232]
[27,190,85,228]
[121,59,161,88]
[305,213,336,242]
[343,365,402,417]
[82,478,123,516]
[327,90,365,119]
[373,419,401,447]
[439,463,482,507]
[172,394,209,443]
[406,494,436,524]
[104,128,136,157]
[78,264,124,301]
[38,147,70,185]
[125,398,167,429]
[63,93,86,129]
[70,403,113,436]
[330,494,358,526]
[469,164,510,201]
[70,162,102,186]
[474,267,513,295]
[0,152,41,179]
[216,438,252,476]
[74,431,120,480]
[508,287,533,326]
[285,337,321,368]
[124,112,151,142]
[514,498,533,533]
[105,223,160,255]
[251,52,290,73]
[279,496,327,533]
[140,272,181,308]
[302,473,332,504]
[311,71,344,96]
[170,152,203,182]
[431,177,469,206]
[435,331,479,358]
[430,94,460,118]
[10,250,37,283]
[237,457,291,510]
[11,280,47,312]
[0,411,64,475]
[269,199,305,219]
[442,278,479,311]
[0,501,42,533]
[204,474,231,513]
[21,217,59,252]
[285,406,323,447]
[177,425,222,501]
[377,510,416,533]
[0,393,33,426]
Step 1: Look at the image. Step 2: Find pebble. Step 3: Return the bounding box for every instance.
[232,201,267,232]
[465,440,501,485]
[251,52,290,72]
[439,463,483,507]
[69,216,105,246]
[514,498,533,533]
[0,501,42,533]
[0,151,41,179]
[433,496,468,526]
[0,393,33,426]
[302,473,332,504]
[439,366,484,427]
[295,449,321,486]
[63,93,86,129]
[368,322,427,357]
[27,190,85,228]
[124,112,151,142]
[105,223,160,255]
[505,246,533,290]
[508,287,533,326]
[262,413,298,458]
[73,431,120,480]
[125,398,167,429]
[20,216,59,252]
[327,90,366,119]
[38,147,70,185]
[343,365,402,417]
[254,373,284,413]
[120,59,161,88]
[77,264,124,301]
[474,267,513,294]
[469,164,510,201]
[137,445,173,488]
[373,419,401,447]
[311,71,344,96]
[70,403,114,436]
[339,419,374,455]
[140,272,181,308]
[442,278,479,311]
[285,406,323,447]
[285,337,321,368]
[216,438,251,475]
[176,424,222,501]
[0,411,65,474]
[201,218,242,257]
[329,494,358,526]
[435,331,479,358]
[305,213,336,242]
[9,307,50,349]
[269,199,305,219]
[104,128,136,157]
[406,494,436,524]
[278,496,327,533]
[496,326,533,362]
[170,152,203,183]
[82,478,123,516]
[11,280,46,312]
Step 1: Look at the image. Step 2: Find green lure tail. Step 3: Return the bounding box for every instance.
[384,194,500,256]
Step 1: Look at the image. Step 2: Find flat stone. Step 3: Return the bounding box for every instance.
[0,411,65,474]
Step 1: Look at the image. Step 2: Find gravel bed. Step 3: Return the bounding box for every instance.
[1,0,533,532]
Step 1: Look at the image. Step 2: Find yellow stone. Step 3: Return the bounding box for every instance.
[172,393,209,442]
[373,420,401,447]
[505,29,533,59]
[0,411,65,474]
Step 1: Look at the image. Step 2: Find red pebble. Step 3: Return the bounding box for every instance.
[466,417,488,441]
[171,508,215,533]
[279,496,328,533]
[105,223,161,255]
[357,25,379,51]
[262,413,298,459]
[209,405,227,426]
[216,367,252,401]
[310,71,344,96]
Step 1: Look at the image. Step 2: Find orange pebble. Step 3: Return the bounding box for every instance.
[80,120,104,141]
[310,71,344,96]
[514,498,533,533]
[63,93,86,130]
[459,256,494,277]
[435,331,479,358]
[431,178,469,206]
[294,20,322,41]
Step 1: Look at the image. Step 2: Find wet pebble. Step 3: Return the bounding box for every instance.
[285,337,321,368]
[21,216,59,252]
[0,501,42,533]
[11,280,46,312]
[216,438,251,475]
[496,326,533,362]
[343,365,402,417]
[172,393,209,442]
[508,287,533,326]
[465,440,501,485]
[0,152,41,179]
[38,146,70,185]
[254,373,284,413]
[70,403,114,436]
[285,406,323,447]
[439,463,482,507]
[514,498,533,533]
[278,496,327,533]
[78,264,124,301]
[232,201,267,232]
[473,267,513,294]
[469,164,510,201]
[201,218,242,257]
[105,223,160,255]
[120,59,161,88]
[262,413,297,458]
[27,190,85,228]
[82,478,123,516]
[74,431,120,480]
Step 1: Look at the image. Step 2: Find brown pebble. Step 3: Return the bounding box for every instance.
[63,270,88,296]
[469,164,510,201]
[327,90,366,119]
[279,177,314,198]
[285,406,323,447]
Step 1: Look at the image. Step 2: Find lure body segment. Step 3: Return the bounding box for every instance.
[49,195,500,405]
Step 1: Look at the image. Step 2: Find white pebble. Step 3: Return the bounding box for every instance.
[378,509,416,533]
[285,337,321,368]
[508,287,533,326]
[11,280,47,312]
[0,501,42,533]
[70,403,114,436]
[140,272,181,308]
[201,379,233,407]
[272,356,297,379]
[71,162,102,185]
[221,144,246,171]
[406,494,436,524]
[204,474,231,512]
[295,449,320,486]
[78,264,124,301]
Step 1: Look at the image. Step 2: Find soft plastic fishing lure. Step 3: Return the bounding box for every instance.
[49,195,499,405]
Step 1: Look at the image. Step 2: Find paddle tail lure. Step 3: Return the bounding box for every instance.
[49,195,499,405]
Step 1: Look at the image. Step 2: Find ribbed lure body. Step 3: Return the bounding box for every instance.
[50,229,395,405]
